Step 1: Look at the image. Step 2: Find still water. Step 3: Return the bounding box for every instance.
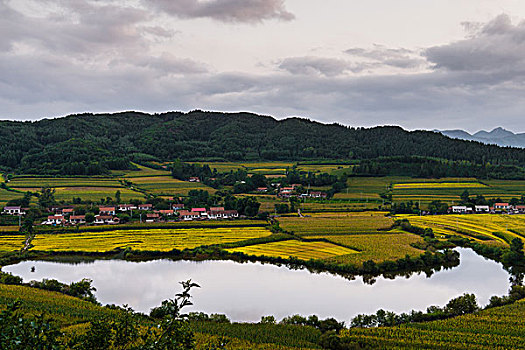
[3,248,510,322]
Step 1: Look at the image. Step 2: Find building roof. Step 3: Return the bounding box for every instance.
[191,208,207,212]
[179,210,199,216]
[48,215,64,220]
[139,204,153,207]
[95,215,114,220]
[210,207,225,211]
[3,206,21,210]
[495,203,510,206]
[99,207,116,211]
[70,215,85,220]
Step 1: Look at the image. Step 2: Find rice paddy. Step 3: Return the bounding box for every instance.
[308,232,426,265]
[278,212,393,236]
[0,227,272,252]
[401,214,525,246]
[227,240,358,260]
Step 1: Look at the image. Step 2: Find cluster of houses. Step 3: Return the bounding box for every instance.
[2,203,239,226]
[257,184,328,199]
[450,203,525,214]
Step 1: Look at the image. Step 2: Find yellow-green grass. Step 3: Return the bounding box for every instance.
[248,168,287,175]
[309,232,425,265]
[114,162,171,178]
[393,182,486,189]
[10,186,144,202]
[0,227,272,252]
[401,214,525,246]
[340,299,525,349]
[126,176,216,196]
[278,212,393,236]
[0,284,120,327]
[295,164,347,174]
[8,177,122,188]
[0,226,18,232]
[0,188,25,206]
[300,201,380,212]
[333,176,411,201]
[227,240,358,260]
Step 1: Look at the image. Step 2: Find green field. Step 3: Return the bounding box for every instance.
[126,175,216,195]
[0,188,25,206]
[227,239,358,260]
[278,212,393,236]
[113,162,171,178]
[9,176,123,188]
[0,227,272,252]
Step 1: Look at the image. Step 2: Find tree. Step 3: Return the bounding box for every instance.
[445,293,478,316]
[502,238,525,266]
[38,186,56,208]
[85,213,95,223]
[115,190,121,204]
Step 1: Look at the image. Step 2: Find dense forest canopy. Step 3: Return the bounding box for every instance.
[1,110,525,176]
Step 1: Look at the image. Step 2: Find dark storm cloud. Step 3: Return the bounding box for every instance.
[145,0,294,23]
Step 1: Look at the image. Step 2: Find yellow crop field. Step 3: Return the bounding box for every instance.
[8,177,122,188]
[114,162,171,177]
[309,232,425,265]
[401,214,525,246]
[278,212,393,236]
[227,240,358,260]
[9,186,144,202]
[393,182,486,189]
[0,227,272,252]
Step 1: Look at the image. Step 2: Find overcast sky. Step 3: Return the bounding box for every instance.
[2,0,525,132]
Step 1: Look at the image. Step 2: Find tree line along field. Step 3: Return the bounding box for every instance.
[402,214,525,247]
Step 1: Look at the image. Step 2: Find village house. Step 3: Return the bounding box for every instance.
[99,207,116,215]
[188,177,200,182]
[118,204,136,212]
[256,187,268,193]
[172,203,185,210]
[451,206,470,214]
[179,210,201,221]
[309,191,328,199]
[475,205,490,213]
[494,203,511,211]
[94,215,120,225]
[514,205,525,214]
[191,208,208,219]
[138,204,153,211]
[158,210,174,216]
[43,215,66,225]
[62,208,74,215]
[146,213,160,223]
[69,215,86,224]
[2,206,25,215]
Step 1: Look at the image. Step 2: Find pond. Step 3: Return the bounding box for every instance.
[2,248,511,322]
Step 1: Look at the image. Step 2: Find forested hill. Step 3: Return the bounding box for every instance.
[1,110,525,176]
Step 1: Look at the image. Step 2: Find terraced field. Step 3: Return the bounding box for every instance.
[227,239,358,260]
[308,232,425,265]
[9,177,123,188]
[393,182,486,189]
[0,227,272,252]
[0,188,24,206]
[402,214,525,246]
[126,176,216,195]
[340,299,525,349]
[113,162,171,177]
[278,212,393,236]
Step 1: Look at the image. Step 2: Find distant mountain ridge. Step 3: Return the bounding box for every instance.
[438,127,525,148]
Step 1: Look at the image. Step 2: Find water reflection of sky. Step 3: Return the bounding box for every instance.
[2,248,510,322]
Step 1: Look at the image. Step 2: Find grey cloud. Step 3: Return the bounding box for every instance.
[145,0,294,23]
[278,57,367,76]
[345,45,426,69]
[425,14,525,73]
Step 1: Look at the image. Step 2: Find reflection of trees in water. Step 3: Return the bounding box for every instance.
[508,266,524,286]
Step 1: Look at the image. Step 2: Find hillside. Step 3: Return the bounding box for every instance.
[2,111,525,175]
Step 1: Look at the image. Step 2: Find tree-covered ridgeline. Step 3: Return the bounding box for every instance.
[2,110,525,176]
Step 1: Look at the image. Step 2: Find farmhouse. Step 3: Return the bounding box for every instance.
[189,177,200,182]
[62,208,74,215]
[69,215,86,224]
[256,187,268,192]
[172,204,185,210]
[309,191,327,199]
[118,204,136,212]
[475,205,490,213]
[179,210,201,221]
[494,203,511,211]
[146,213,160,223]
[94,215,120,225]
[138,204,153,211]
[158,210,174,216]
[43,215,66,225]
[2,206,24,215]
[451,206,470,214]
[99,207,116,215]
